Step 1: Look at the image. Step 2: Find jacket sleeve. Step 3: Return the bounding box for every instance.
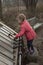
[15,26,25,38]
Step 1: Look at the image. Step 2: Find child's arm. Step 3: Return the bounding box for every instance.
[15,26,25,38]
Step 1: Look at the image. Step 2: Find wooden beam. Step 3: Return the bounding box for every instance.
[0,22,18,34]
[33,23,43,30]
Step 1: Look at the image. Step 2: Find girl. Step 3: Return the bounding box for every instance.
[11,14,37,54]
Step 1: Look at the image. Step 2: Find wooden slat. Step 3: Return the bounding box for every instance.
[0,41,13,53]
[27,17,36,21]
[0,28,14,40]
[0,56,13,65]
[0,36,13,47]
[0,29,9,36]
[0,27,9,34]
[0,33,13,42]
[0,46,13,59]
[3,26,14,34]
[33,23,43,30]
[0,45,13,54]
[0,22,17,34]
[0,29,13,40]
[0,53,13,62]
[0,61,7,65]
[0,48,18,65]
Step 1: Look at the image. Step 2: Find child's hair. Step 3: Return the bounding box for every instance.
[17,13,26,22]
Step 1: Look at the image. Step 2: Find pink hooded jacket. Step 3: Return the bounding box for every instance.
[16,20,36,40]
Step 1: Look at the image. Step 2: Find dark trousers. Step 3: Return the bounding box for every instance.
[27,39,34,52]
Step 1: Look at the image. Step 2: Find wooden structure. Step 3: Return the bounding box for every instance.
[0,22,18,65]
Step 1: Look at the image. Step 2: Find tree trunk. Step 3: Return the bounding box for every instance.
[23,0,38,17]
[0,0,3,20]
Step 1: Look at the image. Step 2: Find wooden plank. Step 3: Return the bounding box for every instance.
[0,27,9,34]
[0,29,13,40]
[0,46,13,59]
[0,61,7,65]
[0,53,13,62]
[0,36,13,47]
[0,22,17,34]
[0,27,14,40]
[33,23,43,30]
[3,26,14,34]
[0,48,18,65]
[0,45,13,54]
[0,56,13,65]
[27,17,36,21]
[0,33,13,42]
[0,29,9,36]
[0,41,13,53]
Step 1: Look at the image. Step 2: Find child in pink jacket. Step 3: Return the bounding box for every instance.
[13,14,36,54]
